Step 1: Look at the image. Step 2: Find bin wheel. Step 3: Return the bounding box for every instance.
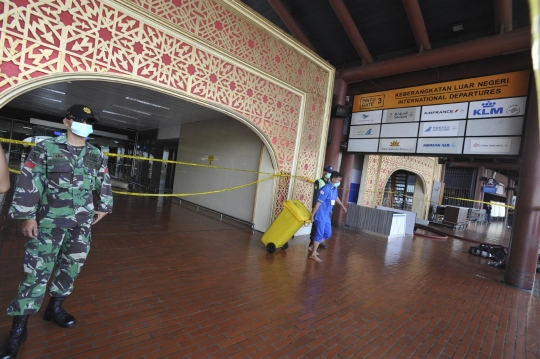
[282,242,289,250]
[266,243,276,253]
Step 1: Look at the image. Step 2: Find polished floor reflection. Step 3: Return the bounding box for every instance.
[428,221,512,246]
[0,196,538,359]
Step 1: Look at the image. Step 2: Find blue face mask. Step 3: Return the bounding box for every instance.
[333,182,340,188]
[70,121,93,138]
[325,173,331,179]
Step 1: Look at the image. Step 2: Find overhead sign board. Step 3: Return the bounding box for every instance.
[348,71,530,157]
[352,70,530,111]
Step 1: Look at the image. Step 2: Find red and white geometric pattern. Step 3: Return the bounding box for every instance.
[0,0,334,217]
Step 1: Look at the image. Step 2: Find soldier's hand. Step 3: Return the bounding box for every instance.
[21,219,38,238]
[92,211,108,225]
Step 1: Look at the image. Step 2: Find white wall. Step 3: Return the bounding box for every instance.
[253,145,275,231]
[173,117,266,222]
[412,176,425,219]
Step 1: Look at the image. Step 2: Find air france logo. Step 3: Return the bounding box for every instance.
[473,101,503,116]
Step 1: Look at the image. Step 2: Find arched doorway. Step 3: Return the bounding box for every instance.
[0,78,278,230]
[382,170,426,217]
[0,0,335,217]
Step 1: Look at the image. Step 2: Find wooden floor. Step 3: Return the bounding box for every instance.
[427,221,512,247]
[0,195,539,359]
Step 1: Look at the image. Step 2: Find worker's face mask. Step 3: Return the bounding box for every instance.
[333,182,340,188]
[70,121,93,138]
[325,173,331,179]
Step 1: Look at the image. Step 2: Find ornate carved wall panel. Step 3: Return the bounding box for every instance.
[0,0,334,217]
[361,155,438,219]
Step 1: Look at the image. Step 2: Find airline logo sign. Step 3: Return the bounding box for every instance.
[379,138,417,153]
[350,125,380,138]
[383,107,420,123]
[351,110,383,125]
[422,121,459,137]
[417,138,462,154]
[421,102,468,121]
[470,138,512,153]
[468,97,527,118]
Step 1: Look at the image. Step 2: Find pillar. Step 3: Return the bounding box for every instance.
[333,152,354,226]
[505,179,515,217]
[504,84,540,290]
[324,77,347,169]
[473,166,485,209]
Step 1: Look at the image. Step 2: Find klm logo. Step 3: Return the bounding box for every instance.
[473,101,503,116]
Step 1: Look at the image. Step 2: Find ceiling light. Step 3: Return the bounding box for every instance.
[23,126,33,129]
[43,88,65,95]
[452,23,464,32]
[113,104,151,115]
[34,95,62,103]
[102,110,137,119]
[101,116,127,123]
[114,141,119,143]
[125,97,170,110]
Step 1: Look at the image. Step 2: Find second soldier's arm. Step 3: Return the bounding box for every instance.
[9,145,47,220]
[9,145,47,237]
[92,156,113,225]
[0,145,10,193]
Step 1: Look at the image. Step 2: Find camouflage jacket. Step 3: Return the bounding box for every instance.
[9,134,113,228]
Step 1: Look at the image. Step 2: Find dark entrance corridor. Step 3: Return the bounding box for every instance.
[0,196,538,358]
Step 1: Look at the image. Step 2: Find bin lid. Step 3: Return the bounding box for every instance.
[283,200,311,222]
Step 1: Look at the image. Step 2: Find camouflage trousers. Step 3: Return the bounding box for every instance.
[7,226,92,316]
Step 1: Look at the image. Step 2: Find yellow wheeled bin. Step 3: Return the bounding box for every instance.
[261,200,311,253]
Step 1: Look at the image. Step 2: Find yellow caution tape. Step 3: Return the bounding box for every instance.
[0,138,35,146]
[1,138,513,206]
[114,174,276,196]
[0,138,314,183]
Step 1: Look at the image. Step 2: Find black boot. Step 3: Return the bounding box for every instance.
[0,315,29,359]
[43,297,76,328]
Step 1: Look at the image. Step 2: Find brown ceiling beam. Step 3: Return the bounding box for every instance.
[340,27,530,83]
[402,0,431,52]
[328,0,373,63]
[267,0,316,52]
[494,0,513,34]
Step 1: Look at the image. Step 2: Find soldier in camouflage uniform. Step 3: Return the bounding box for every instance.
[1,105,113,359]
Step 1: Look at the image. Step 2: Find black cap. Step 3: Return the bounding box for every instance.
[65,104,98,124]
[323,165,333,172]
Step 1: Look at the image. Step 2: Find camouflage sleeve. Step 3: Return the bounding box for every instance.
[94,156,113,213]
[9,144,47,220]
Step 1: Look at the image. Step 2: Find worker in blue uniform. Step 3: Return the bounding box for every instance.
[309,165,332,251]
[309,171,347,262]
